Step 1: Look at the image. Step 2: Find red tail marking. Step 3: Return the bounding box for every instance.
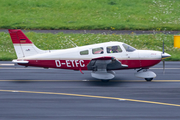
[8,29,32,44]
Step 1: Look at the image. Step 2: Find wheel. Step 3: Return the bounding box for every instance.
[145,78,153,81]
[101,80,109,82]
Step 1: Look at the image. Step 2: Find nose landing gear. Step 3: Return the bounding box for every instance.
[135,68,156,82]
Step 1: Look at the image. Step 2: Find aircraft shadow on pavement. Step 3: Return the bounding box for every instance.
[9,76,132,86]
[84,77,129,87]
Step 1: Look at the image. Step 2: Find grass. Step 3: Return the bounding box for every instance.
[0,0,180,30]
[0,32,180,61]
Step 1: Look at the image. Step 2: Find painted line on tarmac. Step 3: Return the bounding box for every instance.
[0,89,180,107]
[0,67,44,69]
[150,68,180,69]
[0,80,85,82]
[0,80,180,82]
[0,64,14,66]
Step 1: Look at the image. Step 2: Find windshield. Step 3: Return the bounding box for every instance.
[122,44,136,52]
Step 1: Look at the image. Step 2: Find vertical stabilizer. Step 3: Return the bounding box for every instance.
[8,29,45,58]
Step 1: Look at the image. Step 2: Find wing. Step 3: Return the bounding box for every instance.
[87,56,128,71]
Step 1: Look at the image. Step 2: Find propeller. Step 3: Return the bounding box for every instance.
[161,40,171,74]
[162,40,165,74]
[162,29,171,74]
[162,40,164,54]
[163,59,165,74]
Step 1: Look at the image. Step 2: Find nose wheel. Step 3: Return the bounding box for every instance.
[145,78,153,81]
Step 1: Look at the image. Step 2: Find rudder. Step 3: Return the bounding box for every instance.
[8,29,45,58]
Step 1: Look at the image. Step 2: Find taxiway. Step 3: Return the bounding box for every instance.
[0,61,180,120]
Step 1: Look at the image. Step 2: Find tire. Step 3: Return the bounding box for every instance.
[101,80,109,82]
[145,78,153,81]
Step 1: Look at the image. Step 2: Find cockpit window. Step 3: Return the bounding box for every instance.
[80,50,89,55]
[92,47,104,54]
[107,45,122,53]
[122,44,136,52]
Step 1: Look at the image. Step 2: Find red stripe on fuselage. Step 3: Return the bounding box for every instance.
[18,59,161,70]
[139,59,161,68]
[120,59,161,69]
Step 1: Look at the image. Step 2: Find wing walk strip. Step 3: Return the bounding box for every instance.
[0,80,180,82]
[0,89,180,107]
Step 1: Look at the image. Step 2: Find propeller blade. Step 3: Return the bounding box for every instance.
[162,40,165,74]
[162,40,164,54]
[163,59,165,74]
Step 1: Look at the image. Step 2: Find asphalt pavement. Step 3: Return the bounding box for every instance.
[0,61,180,120]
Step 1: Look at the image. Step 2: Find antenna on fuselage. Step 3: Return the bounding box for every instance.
[69,39,78,47]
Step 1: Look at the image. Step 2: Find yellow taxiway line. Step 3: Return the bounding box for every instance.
[0,89,180,107]
[0,80,180,82]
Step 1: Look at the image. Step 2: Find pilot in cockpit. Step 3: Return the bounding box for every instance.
[111,46,118,53]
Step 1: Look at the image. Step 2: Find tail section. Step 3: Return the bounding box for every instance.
[8,29,45,58]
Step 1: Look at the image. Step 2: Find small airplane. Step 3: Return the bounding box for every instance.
[9,29,171,82]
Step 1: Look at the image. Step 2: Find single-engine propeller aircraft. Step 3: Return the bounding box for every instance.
[9,29,171,82]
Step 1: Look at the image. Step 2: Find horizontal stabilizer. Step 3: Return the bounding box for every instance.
[12,60,29,64]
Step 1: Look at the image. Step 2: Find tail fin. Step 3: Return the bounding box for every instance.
[8,29,45,58]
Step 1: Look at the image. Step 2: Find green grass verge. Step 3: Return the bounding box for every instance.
[0,0,180,30]
[0,32,180,61]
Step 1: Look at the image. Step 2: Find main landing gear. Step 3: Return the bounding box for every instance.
[101,80,110,82]
[135,68,156,82]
